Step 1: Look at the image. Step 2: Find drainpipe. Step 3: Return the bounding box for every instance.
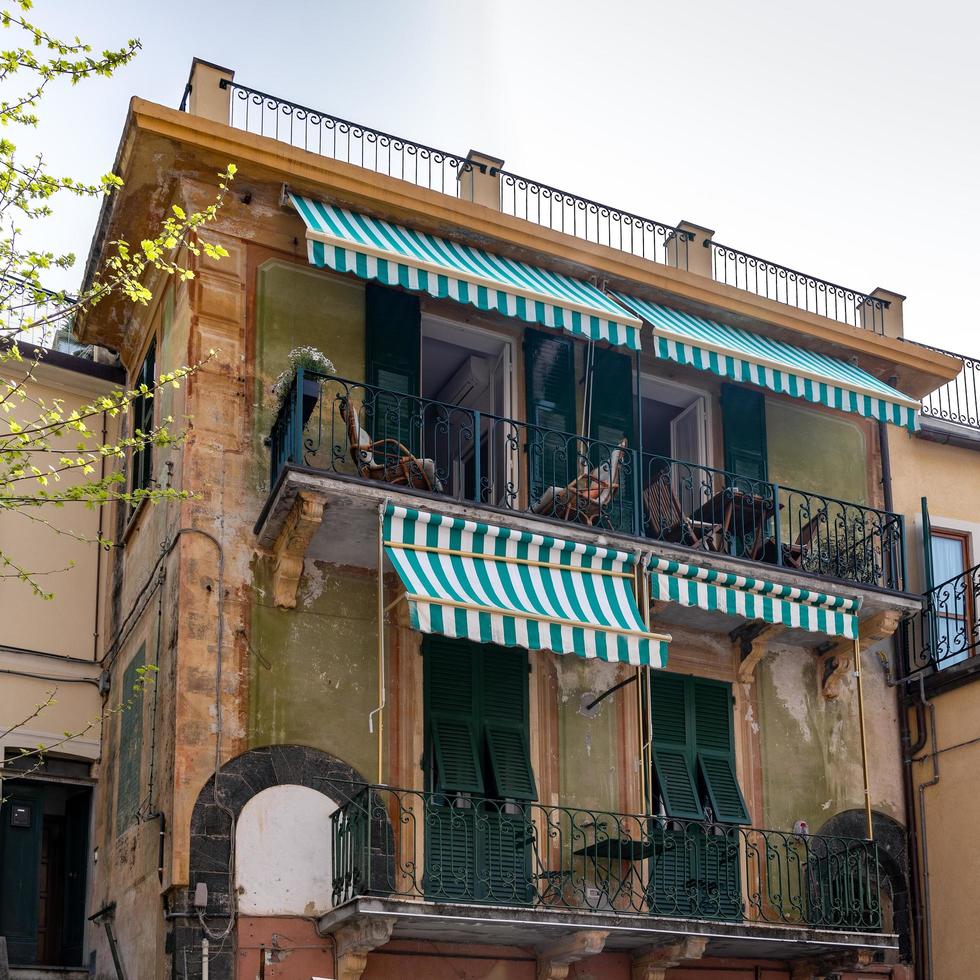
[89,903,126,980]
[877,420,894,513]
[913,674,939,980]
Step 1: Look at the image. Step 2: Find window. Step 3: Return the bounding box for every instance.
[930,528,973,669]
[422,636,535,904]
[131,340,156,496]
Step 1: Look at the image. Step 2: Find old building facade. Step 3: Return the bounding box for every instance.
[45,57,972,980]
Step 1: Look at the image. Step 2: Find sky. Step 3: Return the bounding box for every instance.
[21,0,980,352]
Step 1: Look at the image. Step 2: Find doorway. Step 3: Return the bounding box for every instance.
[421,316,514,507]
[0,775,91,967]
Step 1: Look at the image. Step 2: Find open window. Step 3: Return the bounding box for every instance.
[420,316,514,507]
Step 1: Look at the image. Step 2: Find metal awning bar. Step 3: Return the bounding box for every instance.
[614,293,919,431]
[287,191,642,350]
[383,504,670,666]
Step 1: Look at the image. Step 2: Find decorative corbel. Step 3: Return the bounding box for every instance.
[731,621,780,683]
[817,643,852,701]
[789,947,874,980]
[333,915,396,980]
[271,490,328,608]
[536,929,608,980]
[860,608,904,646]
[632,936,708,980]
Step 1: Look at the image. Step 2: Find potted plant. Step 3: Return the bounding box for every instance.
[271,346,336,427]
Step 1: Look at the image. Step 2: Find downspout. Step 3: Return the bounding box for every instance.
[914,674,939,980]
[93,409,108,662]
[368,499,389,784]
[89,903,126,980]
[877,420,894,513]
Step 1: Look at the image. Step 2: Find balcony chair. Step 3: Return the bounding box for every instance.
[761,513,823,570]
[340,397,443,493]
[643,470,723,549]
[532,438,627,528]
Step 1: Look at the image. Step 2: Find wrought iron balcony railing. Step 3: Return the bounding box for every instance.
[267,372,907,592]
[901,561,980,674]
[917,343,980,431]
[0,275,89,356]
[706,241,888,333]
[330,784,881,931]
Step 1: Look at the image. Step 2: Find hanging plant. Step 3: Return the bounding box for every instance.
[271,346,336,408]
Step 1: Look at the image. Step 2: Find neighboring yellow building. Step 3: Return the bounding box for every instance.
[0,335,121,975]
[887,356,980,980]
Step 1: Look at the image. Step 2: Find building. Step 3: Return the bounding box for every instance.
[885,354,980,980]
[0,302,122,978]
[69,58,964,980]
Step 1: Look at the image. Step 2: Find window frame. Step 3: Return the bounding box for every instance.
[929,527,974,669]
[130,338,157,498]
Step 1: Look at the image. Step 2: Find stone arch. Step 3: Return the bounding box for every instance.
[816,809,910,962]
[175,744,380,980]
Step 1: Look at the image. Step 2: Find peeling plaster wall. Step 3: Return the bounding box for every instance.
[249,558,378,782]
[757,643,903,833]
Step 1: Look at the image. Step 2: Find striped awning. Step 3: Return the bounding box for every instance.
[289,192,642,349]
[647,556,861,639]
[614,294,919,431]
[383,504,670,666]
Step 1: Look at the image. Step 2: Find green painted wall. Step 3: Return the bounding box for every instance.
[766,401,868,503]
[556,656,626,813]
[252,260,366,485]
[249,558,378,782]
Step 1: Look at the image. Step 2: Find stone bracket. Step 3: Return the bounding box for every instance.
[789,946,874,979]
[632,936,708,980]
[332,914,396,980]
[536,929,608,980]
[271,490,328,608]
[732,622,779,683]
[816,609,903,700]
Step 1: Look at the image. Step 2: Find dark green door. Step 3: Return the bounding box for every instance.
[61,791,90,966]
[524,329,576,512]
[0,785,44,964]
[423,636,535,905]
[365,283,421,453]
[589,346,635,532]
[721,383,770,555]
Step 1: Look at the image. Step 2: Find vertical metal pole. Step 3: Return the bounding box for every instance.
[635,348,644,538]
[472,408,481,504]
[293,366,305,465]
[372,503,386,784]
[633,561,647,813]
[853,634,874,840]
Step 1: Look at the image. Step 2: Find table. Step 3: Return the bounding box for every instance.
[689,487,780,559]
[572,837,654,908]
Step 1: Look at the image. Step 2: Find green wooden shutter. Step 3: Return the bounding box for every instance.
[650,672,703,820]
[131,340,156,494]
[524,329,576,506]
[693,678,749,825]
[722,383,768,483]
[482,646,536,801]
[423,636,484,794]
[365,283,421,453]
[589,346,635,533]
[115,644,146,835]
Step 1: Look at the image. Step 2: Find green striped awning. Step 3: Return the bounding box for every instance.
[614,294,919,431]
[647,556,862,639]
[383,504,669,666]
[289,192,642,349]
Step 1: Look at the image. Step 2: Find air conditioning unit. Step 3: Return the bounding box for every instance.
[436,354,491,407]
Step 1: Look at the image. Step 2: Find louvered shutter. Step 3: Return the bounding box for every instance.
[693,679,749,825]
[650,672,704,820]
[424,637,483,794]
[524,329,576,508]
[589,345,636,534]
[365,283,421,453]
[483,646,536,801]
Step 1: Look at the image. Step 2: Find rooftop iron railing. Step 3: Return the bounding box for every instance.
[901,561,980,674]
[268,371,907,591]
[331,784,882,930]
[706,241,888,332]
[209,78,895,322]
[916,343,980,431]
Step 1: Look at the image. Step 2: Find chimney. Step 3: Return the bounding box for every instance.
[666,220,714,277]
[183,58,234,124]
[861,287,905,339]
[458,150,504,210]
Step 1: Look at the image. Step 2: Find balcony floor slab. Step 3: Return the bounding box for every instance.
[256,466,920,645]
[316,896,897,961]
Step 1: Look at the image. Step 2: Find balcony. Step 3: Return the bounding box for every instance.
[917,342,980,437]
[266,370,907,593]
[320,784,891,959]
